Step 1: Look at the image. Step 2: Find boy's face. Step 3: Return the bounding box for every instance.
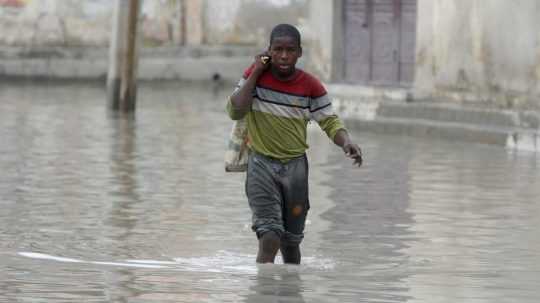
[268,36,302,79]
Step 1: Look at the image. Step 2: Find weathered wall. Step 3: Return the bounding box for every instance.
[0,0,309,81]
[0,0,307,47]
[414,0,540,110]
[204,0,307,47]
[305,0,338,82]
[0,0,112,46]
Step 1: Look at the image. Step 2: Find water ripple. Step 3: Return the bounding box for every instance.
[1,82,539,302]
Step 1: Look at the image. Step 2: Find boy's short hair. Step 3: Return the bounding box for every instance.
[269,24,301,47]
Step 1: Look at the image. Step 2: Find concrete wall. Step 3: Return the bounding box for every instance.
[414,0,540,110]
[0,0,112,46]
[0,0,309,82]
[204,0,307,46]
[305,0,342,82]
[0,0,307,47]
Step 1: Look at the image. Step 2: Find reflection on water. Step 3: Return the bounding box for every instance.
[246,265,306,303]
[0,81,539,302]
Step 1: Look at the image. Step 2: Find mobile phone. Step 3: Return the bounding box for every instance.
[261,55,271,65]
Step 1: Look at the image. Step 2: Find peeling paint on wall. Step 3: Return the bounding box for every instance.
[81,0,110,18]
[415,0,540,110]
[0,0,306,48]
[0,0,28,8]
[205,0,307,46]
[0,0,29,16]
[535,51,540,86]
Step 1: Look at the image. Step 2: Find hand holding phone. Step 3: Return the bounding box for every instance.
[253,53,271,75]
[260,55,271,65]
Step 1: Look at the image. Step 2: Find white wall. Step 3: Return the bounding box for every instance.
[305,0,337,82]
[204,0,307,46]
[414,0,540,109]
[0,0,113,46]
[0,0,307,48]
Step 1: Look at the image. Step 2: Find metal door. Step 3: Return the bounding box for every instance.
[398,0,417,84]
[344,0,417,86]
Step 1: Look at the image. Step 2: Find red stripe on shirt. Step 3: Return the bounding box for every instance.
[243,64,327,98]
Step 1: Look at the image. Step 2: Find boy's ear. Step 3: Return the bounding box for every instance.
[298,46,303,58]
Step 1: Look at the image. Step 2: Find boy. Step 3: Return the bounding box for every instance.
[227,24,362,264]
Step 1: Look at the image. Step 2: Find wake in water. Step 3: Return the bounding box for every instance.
[18,250,336,274]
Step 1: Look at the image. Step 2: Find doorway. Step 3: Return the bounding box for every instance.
[343,0,417,86]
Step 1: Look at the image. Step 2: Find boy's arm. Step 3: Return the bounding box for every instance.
[310,88,362,167]
[333,129,363,167]
[229,53,270,118]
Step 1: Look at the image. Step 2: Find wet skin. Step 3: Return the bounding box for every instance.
[255,37,305,264]
[267,36,302,81]
[234,35,361,264]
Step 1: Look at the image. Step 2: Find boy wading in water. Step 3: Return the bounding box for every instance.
[227,24,362,264]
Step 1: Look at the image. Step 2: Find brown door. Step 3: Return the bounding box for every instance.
[344,0,417,86]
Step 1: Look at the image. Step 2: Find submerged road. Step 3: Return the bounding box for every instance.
[0,82,539,302]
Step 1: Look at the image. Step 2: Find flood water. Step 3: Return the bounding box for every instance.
[0,81,539,302]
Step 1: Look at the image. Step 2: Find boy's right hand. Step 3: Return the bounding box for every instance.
[253,52,271,75]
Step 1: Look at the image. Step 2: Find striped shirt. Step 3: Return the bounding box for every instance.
[227,65,345,161]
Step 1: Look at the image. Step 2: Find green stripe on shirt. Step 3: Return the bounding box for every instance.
[227,99,345,161]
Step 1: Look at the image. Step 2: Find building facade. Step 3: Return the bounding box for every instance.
[309,0,540,110]
[1,0,539,111]
[0,0,307,47]
[414,0,540,110]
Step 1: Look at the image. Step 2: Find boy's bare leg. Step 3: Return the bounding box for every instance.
[281,244,301,264]
[256,231,281,263]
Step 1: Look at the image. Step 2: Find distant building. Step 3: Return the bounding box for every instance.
[308,0,540,110]
[1,0,539,111]
[0,0,307,47]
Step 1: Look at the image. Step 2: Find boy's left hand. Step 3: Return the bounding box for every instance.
[343,143,363,167]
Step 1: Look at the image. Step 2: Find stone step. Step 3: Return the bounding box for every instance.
[343,116,539,152]
[0,56,250,82]
[377,101,540,130]
[329,86,539,152]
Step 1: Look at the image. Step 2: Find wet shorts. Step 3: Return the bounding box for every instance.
[246,151,310,245]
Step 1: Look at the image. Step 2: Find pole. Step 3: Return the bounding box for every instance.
[107,0,140,112]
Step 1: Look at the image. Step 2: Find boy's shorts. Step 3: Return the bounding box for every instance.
[246,151,310,246]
